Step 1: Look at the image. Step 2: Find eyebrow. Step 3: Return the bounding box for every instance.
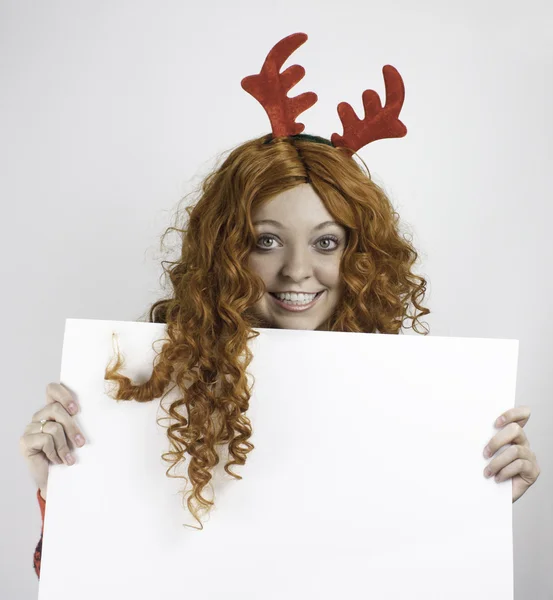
[253,219,339,231]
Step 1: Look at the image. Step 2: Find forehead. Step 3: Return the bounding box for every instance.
[253,184,335,225]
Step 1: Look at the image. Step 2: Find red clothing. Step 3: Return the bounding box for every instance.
[34,489,46,579]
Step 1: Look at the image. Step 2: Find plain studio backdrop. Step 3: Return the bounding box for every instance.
[0,1,551,598]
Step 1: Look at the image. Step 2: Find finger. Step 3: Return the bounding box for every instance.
[495,405,531,428]
[484,422,528,458]
[483,444,534,478]
[19,433,63,465]
[22,433,63,465]
[22,428,68,465]
[29,401,86,451]
[494,457,537,483]
[38,419,77,465]
[46,382,79,416]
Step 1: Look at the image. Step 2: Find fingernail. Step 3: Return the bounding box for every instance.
[68,402,77,415]
[496,416,505,426]
[484,468,492,478]
[483,446,492,458]
[65,453,75,465]
[75,434,85,446]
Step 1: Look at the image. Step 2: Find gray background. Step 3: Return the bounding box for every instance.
[1,0,551,598]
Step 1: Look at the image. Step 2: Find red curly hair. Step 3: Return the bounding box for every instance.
[104,133,430,528]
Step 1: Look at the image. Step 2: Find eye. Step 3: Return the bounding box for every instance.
[316,235,340,251]
[256,234,279,250]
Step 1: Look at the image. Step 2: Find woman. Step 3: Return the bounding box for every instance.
[20,32,540,580]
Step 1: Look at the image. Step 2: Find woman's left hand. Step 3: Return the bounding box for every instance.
[483,406,540,503]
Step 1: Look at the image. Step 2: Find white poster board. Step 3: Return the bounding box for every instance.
[38,319,516,599]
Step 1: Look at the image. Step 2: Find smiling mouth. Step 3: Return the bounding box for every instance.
[268,290,325,312]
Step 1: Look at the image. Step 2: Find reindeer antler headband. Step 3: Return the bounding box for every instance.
[241,32,408,155]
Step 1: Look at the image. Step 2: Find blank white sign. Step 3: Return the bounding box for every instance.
[38,319,516,599]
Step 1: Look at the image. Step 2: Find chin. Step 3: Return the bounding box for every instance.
[277,322,319,331]
[270,313,328,331]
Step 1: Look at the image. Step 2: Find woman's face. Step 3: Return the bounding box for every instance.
[247,183,346,331]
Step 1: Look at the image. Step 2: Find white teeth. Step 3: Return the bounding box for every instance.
[274,292,318,303]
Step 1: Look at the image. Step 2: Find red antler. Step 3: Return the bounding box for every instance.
[331,65,407,155]
[241,32,318,137]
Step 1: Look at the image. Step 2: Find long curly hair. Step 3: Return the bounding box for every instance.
[104,133,430,528]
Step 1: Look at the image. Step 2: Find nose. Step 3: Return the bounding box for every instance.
[279,246,314,281]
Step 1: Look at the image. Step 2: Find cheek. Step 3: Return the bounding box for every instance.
[247,255,273,283]
[319,259,342,285]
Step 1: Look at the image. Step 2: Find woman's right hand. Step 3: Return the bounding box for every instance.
[19,383,86,501]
